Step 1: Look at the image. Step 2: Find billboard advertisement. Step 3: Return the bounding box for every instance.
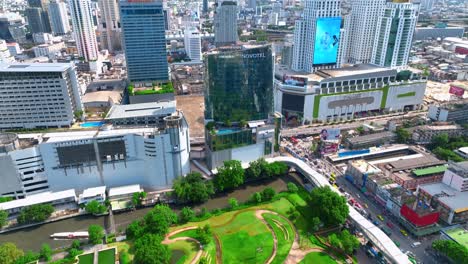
[313,17,342,65]
[283,75,307,87]
[400,204,439,227]
[320,128,341,141]
[449,85,465,97]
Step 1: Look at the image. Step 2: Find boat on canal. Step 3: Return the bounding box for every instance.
[50,232,89,240]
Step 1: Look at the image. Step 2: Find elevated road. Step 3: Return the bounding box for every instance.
[266,156,411,264]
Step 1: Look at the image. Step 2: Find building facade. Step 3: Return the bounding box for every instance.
[204,44,274,122]
[184,27,202,62]
[371,1,419,69]
[48,0,70,35]
[98,0,121,52]
[69,0,99,61]
[428,102,468,123]
[25,7,51,33]
[214,1,238,46]
[120,0,168,83]
[0,63,83,129]
[344,0,385,64]
[0,113,190,198]
[0,39,14,62]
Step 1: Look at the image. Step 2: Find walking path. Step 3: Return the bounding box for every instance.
[163,226,203,264]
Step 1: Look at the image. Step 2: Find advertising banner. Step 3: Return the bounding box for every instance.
[283,75,307,87]
[313,17,342,65]
[449,85,465,97]
[320,128,341,141]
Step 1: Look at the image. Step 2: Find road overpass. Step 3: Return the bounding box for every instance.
[266,156,411,264]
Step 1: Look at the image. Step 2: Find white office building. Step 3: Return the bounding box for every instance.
[0,63,83,129]
[371,1,419,69]
[0,39,14,62]
[69,0,99,61]
[291,0,345,73]
[344,0,385,64]
[98,0,122,52]
[48,0,71,35]
[214,0,238,46]
[0,112,190,198]
[184,27,202,62]
[32,42,65,59]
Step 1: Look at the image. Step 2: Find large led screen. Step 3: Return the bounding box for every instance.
[313,17,342,65]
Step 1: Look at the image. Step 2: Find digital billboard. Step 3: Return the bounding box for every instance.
[320,128,341,141]
[313,17,342,66]
[283,75,307,87]
[449,85,465,97]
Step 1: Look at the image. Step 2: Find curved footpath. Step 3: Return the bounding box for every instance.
[163,227,203,264]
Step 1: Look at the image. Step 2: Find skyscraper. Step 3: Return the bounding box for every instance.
[204,44,274,122]
[98,0,121,52]
[25,7,51,33]
[247,0,256,10]
[214,1,238,46]
[120,0,168,83]
[48,0,70,35]
[291,0,344,73]
[69,0,99,61]
[371,1,419,69]
[184,27,202,62]
[202,0,208,14]
[344,0,385,64]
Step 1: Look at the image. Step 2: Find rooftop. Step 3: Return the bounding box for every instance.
[419,183,468,212]
[105,101,176,120]
[319,64,396,78]
[387,155,445,171]
[80,186,106,199]
[412,165,448,177]
[442,226,468,249]
[346,131,396,144]
[350,159,381,174]
[108,184,142,197]
[448,161,468,178]
[0,189,76,211]
[0,63,72,73]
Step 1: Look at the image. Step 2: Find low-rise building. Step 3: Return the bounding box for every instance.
[0,189,77,215]
[78,186,106,205]
[344,131,396,150]
[108,184,143,211]
[412,124,466,144]
[428,101,468,123]
[105,101,176,126]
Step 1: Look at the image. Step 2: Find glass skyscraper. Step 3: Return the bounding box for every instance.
[120,0,168,83]
[204,44,274,122]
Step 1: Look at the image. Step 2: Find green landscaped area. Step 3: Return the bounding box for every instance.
[167,240,198,264]
[263,213,295,264]
[78,253,94,264]
[445,227,468,247]
[300,252,337,264]
[97,248,115,264]
[128,82,175,96]
[412,165,448,177]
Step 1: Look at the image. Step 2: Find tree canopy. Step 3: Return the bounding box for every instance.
[214,160,245,191]
[17,204,54,224]
[179,207,195,224]
[0,210,8,228]
[85,200,107,215]
[39,244,52,261]
[309,186,349,227]
[0,242,24,264]
[134,234,171,264]
[144,204,178,236]
[432,239,468,263]
[395,128,411,143]
[88,225,104,245]
[173,172,214,204]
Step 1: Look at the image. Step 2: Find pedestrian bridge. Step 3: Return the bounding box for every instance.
[266,156,411,264]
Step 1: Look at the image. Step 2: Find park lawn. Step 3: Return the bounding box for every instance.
[170,229,216,264]
[107,241,134,262]
[167,240,199,264]
[216,211,274,264]
[78,253,94,264]
[97,248,115,264]
[263,213,295,264]
[300,252,337,264]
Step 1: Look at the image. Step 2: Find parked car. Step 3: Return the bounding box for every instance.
[377,215,384,221]
[386,222,394,229]
[400,229,408,236]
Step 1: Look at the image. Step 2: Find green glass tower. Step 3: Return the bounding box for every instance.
[204,44,274,122]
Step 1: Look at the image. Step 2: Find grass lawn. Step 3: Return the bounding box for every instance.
[78,253,94,264]
[107,241,134,263]
[167,240,199,264]
[263,213,295,264]
[97,248,115,264]
[300,252,337,264]
[170,229,216,264]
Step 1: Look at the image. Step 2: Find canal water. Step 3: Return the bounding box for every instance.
[0,174,302,251]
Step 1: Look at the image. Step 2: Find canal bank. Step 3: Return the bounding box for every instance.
[0,174,302,251]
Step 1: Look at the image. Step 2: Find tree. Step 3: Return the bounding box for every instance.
[88,225,104,245]
[264,162,288,178]
[68,248,80,259]
[17,204,54,224]
[39,244,52,261]
[432,239,468,263]
[0,210,8,228]
[228,198,238,209]
[261,187,276,201]
[179,207,195,224]
[431,133,449,148]
[246,158,268,179]
[85,200,107,215]
[214,160,245,192]
[309,186,349,227]
[15,250,39,264]
[328,233,341,249]
[250,192,262,204]
[173,172,214,204]
[196,225,212,245]
[144,205,178,236]
[126,220,145,240]
[71,240,81,250]
[132,192,147,207]
[311,217,321,232]
[0,242,24,264]
[395,128,411,143]
[134,234,171,264]
[287,182,299,193]
[338,230,360,254]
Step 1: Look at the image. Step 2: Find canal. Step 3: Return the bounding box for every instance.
[0,174,302,251]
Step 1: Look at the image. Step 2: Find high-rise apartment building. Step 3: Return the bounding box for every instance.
[0,63,83,129]
[214,1,238,46]
[25,7,51,33]
[0,13,27,43]
[69,0,99,61]
[48,0,70,35]
[120,0,168,83]
[98,0,121,52]
[184,27,202,62]
[291,0,345,73]
[202,0,208,13]
[371,1,419,69]
[205,44,274,122]
[247,0,256,10]
[420,0,435,11]
[345,0,385,64]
